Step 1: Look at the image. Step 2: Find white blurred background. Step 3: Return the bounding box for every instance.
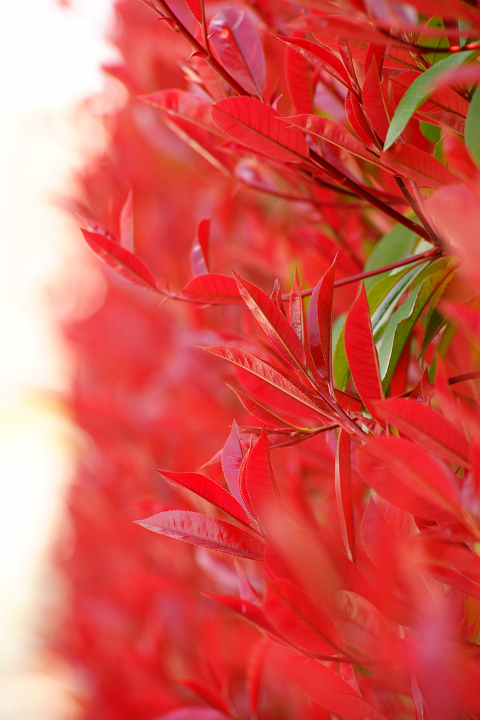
[0,2,117,716]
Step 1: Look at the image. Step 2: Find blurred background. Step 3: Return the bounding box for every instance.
[0,1,116,716]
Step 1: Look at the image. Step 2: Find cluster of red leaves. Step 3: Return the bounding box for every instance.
[55,0,480,718]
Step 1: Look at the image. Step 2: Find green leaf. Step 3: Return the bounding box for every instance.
[378,260,456,391]
[420,121,441,143]
[364,224,418,291]
[465,86,480,167]
[333,263,425,390]
[384,50,476,150]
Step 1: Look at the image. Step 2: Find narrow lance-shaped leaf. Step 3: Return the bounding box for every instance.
[119,189,134,252]
[275,35,353,91]
[228,383,305,430]
[209,9,266,97]
[335,429,355,563]
[264,579,345,655]
[372,398,470,467]
[180,274,243,304]
[380,144,457,189]
[202,345,329,418]
[356,437,462,525]
[81,229,158,290]
[221,420,250,515]
[136,510,265,561]
[284,114,376,163]
[465,86,480,167]
[245,427,282,532]
[344,284,384,420]
[362,58,391,144]
[156,470,252,526]
[211,97,309,163]
[308,256,336,382]
[233,272,306,370]
[289,656,388,720]
[384,50,476,150]
[190,218,210,276]
[289,268,304,347]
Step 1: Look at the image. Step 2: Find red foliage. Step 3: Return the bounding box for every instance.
[55,0,480,718]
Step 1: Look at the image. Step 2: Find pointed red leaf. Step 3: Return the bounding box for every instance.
[345,91,378,150]
[247,638,270,716]
[209,9,266,97]
[239,438,258,521]
[119,189,134,252]
[285,38,314,115]
[228,384,299,429]
[156,470,251,526]
[362,59,391,144]
[357,437,463,525]
[181,274,243,304]
[142,89,217,132]
[177,679,230,715]
[285,115,375,163]
[245,427,282,530]
[203,345,326,417]
[373,398,470,467]
[289,269,304,347]
[307,257,336,381]
[190,218,210,276]
[275,36,353,91]
[289,656,388,720]
[136,510,265,561]
[264,579,345,655]
[344,284,384,418]
[204,593,275,633]
[270,278,286,317]
[184,0,201,22]
[234,272,306,370]
[335,429,355,563]
[221,420,250,513]
[211,97,309,163]
[380,144,457,189]
[81,229,157,289]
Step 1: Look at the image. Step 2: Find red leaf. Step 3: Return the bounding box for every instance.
[344,284,384,419]
[275,35,353,91]
[221,420,250,514]
[289,268,304,347]
[285,38,314,115]
[335,429,355,563]
[177,679,230,715]
[362,59,391,144]
[307,256,336,382]
[190,218,210,276]
[209,9,266,97]
[381,144,457,189]
[284,115,375,162]
[264,579,345,655]
[211,97,309,163]
[239,438,259,521]
[227,384,300,429]
[119,189,134,252]
[203,345,326,417]
[180,274,243,304]
[289,656,388,720]
[142,89,216,132]
[81,229,157,290]
[357,437,463,525]
[373,398,470,467]
[136,510,265,561]
[345,91,378,150]
[270,278,286,317]
[245,427,282,530]
[234,272,306,370]
[204,592,275,633]
[184,0,201,22]
[247,638,270,716]
[156,470,252,526]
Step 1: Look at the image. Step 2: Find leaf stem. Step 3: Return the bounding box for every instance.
[393,178,440,246]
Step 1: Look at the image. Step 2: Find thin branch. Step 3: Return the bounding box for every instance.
[281,248,441,300]
[308,150,432,241]
[393,178,440,246]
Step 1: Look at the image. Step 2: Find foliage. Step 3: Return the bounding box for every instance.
[57,0,480,717]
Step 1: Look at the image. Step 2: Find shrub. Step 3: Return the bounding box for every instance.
[58,0,480,718]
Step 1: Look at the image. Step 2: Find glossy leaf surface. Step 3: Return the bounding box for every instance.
[81,229,157,290]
